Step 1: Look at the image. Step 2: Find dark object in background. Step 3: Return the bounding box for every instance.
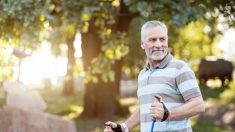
[198,58,233,86]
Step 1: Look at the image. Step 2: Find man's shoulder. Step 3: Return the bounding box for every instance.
[168,58,188,69]
[139,68,147,75]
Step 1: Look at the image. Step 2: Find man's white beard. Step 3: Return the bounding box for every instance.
[145,49,167,61]
[149,53,165,60]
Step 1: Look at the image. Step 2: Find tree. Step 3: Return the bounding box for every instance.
[1,0,233,118]
[44,0,85,95]
[81,0,133,118]
[0,0,48,82]
[81,0,234,118]
[46,0,123,97]
[124,0,234,78]
[80,0,208,118]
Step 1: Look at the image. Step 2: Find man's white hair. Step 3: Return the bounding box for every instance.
[141,20,168,41]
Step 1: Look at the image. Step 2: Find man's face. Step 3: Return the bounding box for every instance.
[141,26,168,61]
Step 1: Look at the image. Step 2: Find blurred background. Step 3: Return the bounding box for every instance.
[0,0,234,132]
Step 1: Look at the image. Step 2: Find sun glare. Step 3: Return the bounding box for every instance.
[218,28,235,61]
[18,41,67,87]
[17,32,83,88]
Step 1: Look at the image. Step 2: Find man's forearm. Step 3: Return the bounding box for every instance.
[124,107,140,130]
[169,96,205,120]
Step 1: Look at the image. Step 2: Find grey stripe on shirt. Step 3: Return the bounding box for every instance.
[139,93,184,104]
[139,76,176,89]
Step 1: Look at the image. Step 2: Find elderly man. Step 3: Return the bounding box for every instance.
[104,20,205,132]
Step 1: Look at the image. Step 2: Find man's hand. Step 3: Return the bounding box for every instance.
[104,121,117,132]
[104,126,113,132]
[150,97,164,120]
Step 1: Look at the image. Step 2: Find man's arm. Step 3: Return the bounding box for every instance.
[151,96,205,121]
[169,96,205,120]
[123,107,140,130]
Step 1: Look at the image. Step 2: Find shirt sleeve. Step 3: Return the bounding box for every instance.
[176,64,202,102]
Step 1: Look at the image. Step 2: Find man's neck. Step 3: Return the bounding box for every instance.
[148,59,161,69]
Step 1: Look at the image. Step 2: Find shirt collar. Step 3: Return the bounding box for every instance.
[145,53,173,71]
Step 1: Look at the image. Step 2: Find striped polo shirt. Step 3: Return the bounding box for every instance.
[137,53,202,132]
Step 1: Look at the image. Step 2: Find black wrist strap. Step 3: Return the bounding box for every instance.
[161,102,169,122]
[111,124,123,132]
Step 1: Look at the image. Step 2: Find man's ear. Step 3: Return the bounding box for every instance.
[141,41,145,49]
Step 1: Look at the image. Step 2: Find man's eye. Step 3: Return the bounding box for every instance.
[150,38,156,42]
[160,38,165,41]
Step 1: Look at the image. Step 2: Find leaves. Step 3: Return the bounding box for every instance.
[84,31,129,83]
[0,0,233,83]
[124,0,204,27]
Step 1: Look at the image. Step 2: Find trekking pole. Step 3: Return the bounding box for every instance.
[151,96,162,132]
[150,120,156,132]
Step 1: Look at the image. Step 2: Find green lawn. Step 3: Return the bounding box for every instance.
[0,98,5,107]
[0,86,6,107]
[191,118,230,132]
[39,88,233,132]
[38,88,84,119]
[0,82,234,132]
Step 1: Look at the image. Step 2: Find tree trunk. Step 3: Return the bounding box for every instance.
[80,21,127,118]
[113,0,138,96]
[62,36,76,96]
[80,0,136,118]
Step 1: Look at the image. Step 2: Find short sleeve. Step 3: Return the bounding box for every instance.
[176,64,202,102]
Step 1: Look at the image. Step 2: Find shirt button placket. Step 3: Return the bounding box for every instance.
[147,69,154,84]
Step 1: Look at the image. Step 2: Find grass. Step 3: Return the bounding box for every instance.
[191,118,230,132]
[200,81,235,106]
[200,84,226,99]
[38,88,84,119]
[0,86,6,108]
[0,82,234,132]
[40,89,229,132]
[220,81,235,104]
[0,98,5,107]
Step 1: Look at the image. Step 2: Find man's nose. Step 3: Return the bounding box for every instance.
[153,40,162,47]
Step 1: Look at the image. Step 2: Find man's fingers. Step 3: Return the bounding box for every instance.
[151,101,161,107]
[104,126,113,132]
[105,121,117,128]
[105,121,114,126]
[105,121,111,126]
[151,102,163,108]
[151,103,156,107]
[155,95,163,102]
[151,111,164,120]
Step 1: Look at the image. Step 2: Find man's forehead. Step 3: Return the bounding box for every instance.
[144,27,167,37]
[147,26,167,32]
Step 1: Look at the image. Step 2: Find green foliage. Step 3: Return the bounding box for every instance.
[123,0,214,78]
[0,0,233,83]
[123,17,146,78]
[73,59,84,77]
[172,20,211,60]
[199,0,234,25]
[85,32,129,83]
[0,42,17,81]
[125,0,204,27]
[122,0,233,78]
[102,32,129,60]
[44,0,122,84]
[0,0,48,49]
